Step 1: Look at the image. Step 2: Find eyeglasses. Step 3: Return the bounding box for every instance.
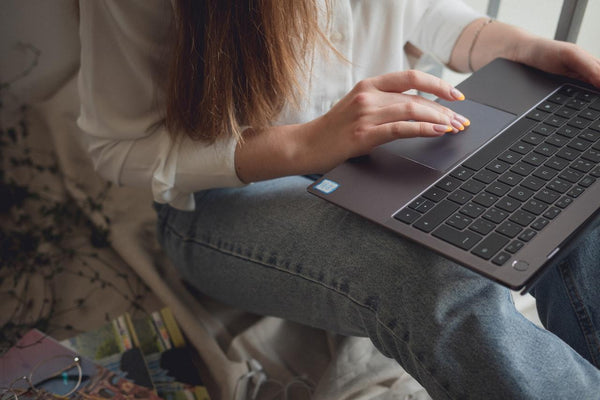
[1,355,83,400]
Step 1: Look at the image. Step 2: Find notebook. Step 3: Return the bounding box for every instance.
[308,58,600,293]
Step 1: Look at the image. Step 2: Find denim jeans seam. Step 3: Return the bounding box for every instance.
[558,262,600,367]
[165,223,454,399]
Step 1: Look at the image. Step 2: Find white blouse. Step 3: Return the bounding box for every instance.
[78,0,482,210]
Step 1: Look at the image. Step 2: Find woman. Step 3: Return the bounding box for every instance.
[78,1,600,398]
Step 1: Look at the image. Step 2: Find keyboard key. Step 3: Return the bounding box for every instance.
[415,199,436,213]
[580,129,600,143]
[486,182,511,197]
[413,200,459,233]
[460,202,485,219]
[531,218,550,231]
[532,124,556,136]
[448,189,473,205]
[545,115,568,127]
[567,186,584,198]
[452,166,475,181]
[482,208,509,224]
[534,188,560,204]
[566,98,588,111]
[409,197,427,211]
[581,148,600,163]
[510,162,535,176]
[474,169,499,184]
[436,176,463,192]
[526,109,549,122]
[543,207,562,220]
[461,179,486,194]
[537,101,560,113]
[579,175,596,188]
[591,166,600,178]
[518,229,538,242]
[511,141,534,155]
[568,138,592,152]
[433,225,482,250]
[556,196,574,209]
[571,159,594,173]
[498,150,521,164]
[548,93,570,104]
[579,108,600,121]
[555,147,581,161]
[505,240,525,254]
[522,133,545,145]
[473,192,499,208]
[556,125,580,138]
[508,186,534,202]
[498,171,524,186]
[567,116,591,130]
[446,213,473,230]
[576,90,598,102]
[546,178,572,194]
[492,252,511,266]
[510,210,536,226]
[534,143,559,157]
[422,187,448,202]
[521,176,546,191]
[469,218,496,235]
[557,106,577,119]
[486,160,510,174]
[545,134,570,147]
[394,208,421,224]
[559,168,583,183]
[522,199,548,215]
[533,165,558,181]
[495,197,520,213]
[496,221,523,238]
[544,156,570,171]
[522,152,546,166]
[472,233,510,260]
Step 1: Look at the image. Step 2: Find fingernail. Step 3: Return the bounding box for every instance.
[433,124,453,133]
[455,114,471,127]
[451,88,465,101]
[451,119,465,131]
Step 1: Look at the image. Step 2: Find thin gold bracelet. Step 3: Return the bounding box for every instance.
[468,18,494,72]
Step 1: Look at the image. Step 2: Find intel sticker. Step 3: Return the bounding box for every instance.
[314,179,339,194]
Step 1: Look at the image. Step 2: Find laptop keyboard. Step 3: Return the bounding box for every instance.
[394,85,600,266]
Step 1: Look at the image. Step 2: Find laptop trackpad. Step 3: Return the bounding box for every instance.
[380,99,516,172]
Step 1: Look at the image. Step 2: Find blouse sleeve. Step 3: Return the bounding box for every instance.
[77,0,245,211]
[407,0,485,64]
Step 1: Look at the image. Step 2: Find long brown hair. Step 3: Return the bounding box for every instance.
[166,0,332,143]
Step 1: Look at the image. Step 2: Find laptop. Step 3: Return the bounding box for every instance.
[307,58,600,293]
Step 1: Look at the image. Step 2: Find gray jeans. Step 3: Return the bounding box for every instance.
[154,176,600,399]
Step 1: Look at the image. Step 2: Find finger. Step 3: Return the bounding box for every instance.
[379,92,471,126]
[370,69,466,101]
[373,101,468,133]
[563,46,600,88]
[366,121,452,148]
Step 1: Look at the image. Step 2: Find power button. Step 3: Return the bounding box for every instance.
[512,260,530,271]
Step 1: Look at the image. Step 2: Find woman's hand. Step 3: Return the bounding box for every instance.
[235,69,469,182]
[451,18,600,88]
[515,37,600,88]
[297,69,470,174]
